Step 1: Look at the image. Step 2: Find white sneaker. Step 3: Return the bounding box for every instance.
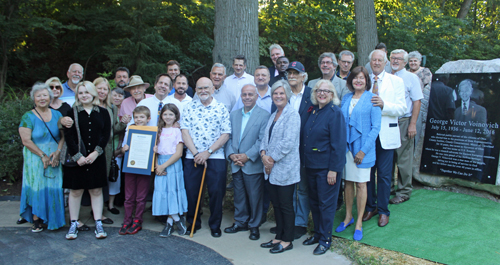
[95,220,107,239]
[66,221,78,240]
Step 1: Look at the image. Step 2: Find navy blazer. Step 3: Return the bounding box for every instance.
[302,102,346,172]
[269,65,278,78]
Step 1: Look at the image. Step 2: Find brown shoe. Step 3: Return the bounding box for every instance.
[362,209,378,222]
[378,214,389,227]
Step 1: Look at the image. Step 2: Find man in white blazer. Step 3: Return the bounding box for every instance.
[362,49,407,227]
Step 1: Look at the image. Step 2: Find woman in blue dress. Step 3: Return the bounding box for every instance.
[19,82,66,232]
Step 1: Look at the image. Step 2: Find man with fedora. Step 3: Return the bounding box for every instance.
[119,75,153,119]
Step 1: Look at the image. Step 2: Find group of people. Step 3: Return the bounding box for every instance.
[18,42,432,256]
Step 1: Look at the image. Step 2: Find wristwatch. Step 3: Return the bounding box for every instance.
[208,149,213,154]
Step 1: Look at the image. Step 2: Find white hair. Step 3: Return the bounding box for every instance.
[368,50,388,63]
[408,51,423,62]
[211,63,226,75]
[391,49,409,63]
[269,44,284,56]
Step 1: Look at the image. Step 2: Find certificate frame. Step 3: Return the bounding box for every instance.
[122,125,157,175]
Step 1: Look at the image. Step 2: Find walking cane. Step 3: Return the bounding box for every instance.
[190,163,207,238]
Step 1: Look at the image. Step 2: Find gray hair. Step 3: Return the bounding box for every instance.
[30,82,54,103]
[241,84,259,95]
[368,50,388,63]
[67,63,84,74]
[408,51,422,62]
[112,87,125,96]
[310,79,340,106]
[211,63,226,75]
[339,50,355,61]
[318,52,338,68]
[271,80,292,102]
[458,79,473,94]
[255,65,270,75]
[391,49,409,63]
[269,44,284,56]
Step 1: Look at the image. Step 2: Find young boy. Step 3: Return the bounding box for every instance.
[119,106,153,235]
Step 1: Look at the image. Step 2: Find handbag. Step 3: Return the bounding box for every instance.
[61,107,86,167]
[108,107,119,182]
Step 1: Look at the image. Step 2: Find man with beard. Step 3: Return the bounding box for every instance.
[182,77,231,237]
[269,56,289,87]
[60,63,84,106]
[166,60,194,97]
[114,67,132,98]
[308,53,349,101]
[119,75,153,118]
[167,74,192,115]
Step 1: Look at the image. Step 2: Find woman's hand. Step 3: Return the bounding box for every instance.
[77,156,87,166]
[61,117,74,128]
[327,171,337,185]
[262,155,274,175]
[354,151,365,165]
[49,151,60,167]
[120,115,131,124]
[41,154,50,169]
[155,164,167,176]
[153,145,158,153]
[85,151,98,164]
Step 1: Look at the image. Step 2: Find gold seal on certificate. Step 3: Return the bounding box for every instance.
[122,125,158,175]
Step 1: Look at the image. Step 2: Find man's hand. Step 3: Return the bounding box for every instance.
[194,150,210,165]
[408,123,417,139]
[371,95,384,109]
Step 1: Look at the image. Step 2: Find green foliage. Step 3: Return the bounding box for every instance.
[0,98,33,182]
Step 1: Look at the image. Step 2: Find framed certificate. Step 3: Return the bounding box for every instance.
[122,125,157,175]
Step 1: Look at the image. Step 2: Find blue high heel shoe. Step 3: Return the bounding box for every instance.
[335,218,354,233]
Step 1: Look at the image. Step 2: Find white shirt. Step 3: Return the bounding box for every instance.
[223,72,255,99]
[167,94,192,117]
[134,94,181,126]
[290,84,305,112]
[392,68,424,117]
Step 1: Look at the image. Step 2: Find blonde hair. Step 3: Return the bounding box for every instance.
[310,79,340,106]
[93,77,112,107]
[45,77,63,97]
[74,81,100,106]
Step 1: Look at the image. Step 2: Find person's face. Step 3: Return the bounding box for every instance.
[210,67,226,89]
[272,87,287,108]
[459,85,472,102]
[161,109,176,126]
[241,85,258,109]
[96,82,109,102]
[408,58,421,71]
[287,69,304,87]
[111,90,124,106]
[320,57,335,76]
[254,69,270,87]
[49,81,62,98]
[276,57,289,72]
[130,85,146,101]
[232,59,246,76]
[114,71,130,89]
[390,53,406,72]
[315,83,333,106]
[339,55,354,73]
[270,48,283,66]
[370,51,386,75]
[34,89,50,108]
[133,113,150,126]
[196,78,214,102]
[167,64,180,80]
[67,65,83,85]
[174,76,188,95]
[77,85,93,105]
[352,72,366,92]
[155,76,171,97]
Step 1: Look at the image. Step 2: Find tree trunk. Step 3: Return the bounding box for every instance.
[457,0,474,19]
[213,0,259,76]
[354,0,379,67]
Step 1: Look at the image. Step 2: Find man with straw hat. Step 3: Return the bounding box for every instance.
[119,75,153,119]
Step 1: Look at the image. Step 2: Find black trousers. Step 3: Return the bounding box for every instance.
[267,180,295,242]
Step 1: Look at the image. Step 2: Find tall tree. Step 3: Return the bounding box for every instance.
[457,0,474,19]
[354,0,378,67]
[213,0,259,76]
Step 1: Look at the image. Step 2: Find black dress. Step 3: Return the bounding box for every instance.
[63,105,111,190]
[51,102,72,117]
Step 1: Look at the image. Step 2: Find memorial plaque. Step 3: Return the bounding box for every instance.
[420,73,500,185]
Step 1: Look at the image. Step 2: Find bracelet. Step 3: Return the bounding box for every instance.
[57,149,62,152]
[41,153,46,158]
[193,152,199,157]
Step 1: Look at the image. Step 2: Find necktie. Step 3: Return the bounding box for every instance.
[463,102,467,115]
[158,102,163,122]
[372,76,379,95]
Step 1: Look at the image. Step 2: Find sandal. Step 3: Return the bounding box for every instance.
[389,196,409,204]
[31,219,44,233]
[77,220,90,231]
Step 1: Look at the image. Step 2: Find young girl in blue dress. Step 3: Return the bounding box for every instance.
[153,103,188,237]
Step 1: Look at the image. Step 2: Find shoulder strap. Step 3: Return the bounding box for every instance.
[33,108,58,144]
[74,107,82,154]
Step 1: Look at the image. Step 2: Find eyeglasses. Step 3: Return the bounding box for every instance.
[315,89,332,94]
[321,61,334,65]
[390,57,405,62]
[50,85,61,90]
[340,60,353,65]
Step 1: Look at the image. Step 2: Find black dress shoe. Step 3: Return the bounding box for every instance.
[224,223,248,233]
[107,207,120,215]
[313,244,330,255]
[270,242,293,254]
[211,228,222,238]
[303,236,320,246]
[185,224,201,235]
[270,226,276,234]
[260,240,279,248]
[294,226,307,239]
[249,227,260,240]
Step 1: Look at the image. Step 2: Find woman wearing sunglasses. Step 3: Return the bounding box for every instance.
[46,77,72,116]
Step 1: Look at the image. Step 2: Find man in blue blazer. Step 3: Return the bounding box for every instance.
[225,84,271,240]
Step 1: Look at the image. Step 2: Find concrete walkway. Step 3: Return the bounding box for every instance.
[0,201,351,265]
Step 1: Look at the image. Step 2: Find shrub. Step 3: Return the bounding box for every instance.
[0,98,34,182]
